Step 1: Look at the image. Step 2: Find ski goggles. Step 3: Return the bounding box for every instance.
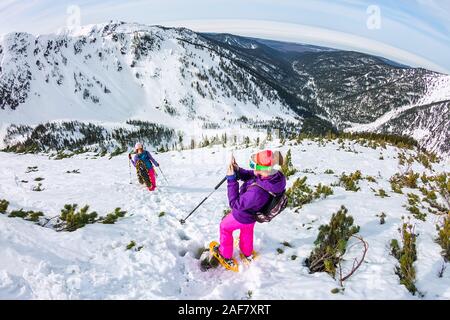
[249,157,272,171]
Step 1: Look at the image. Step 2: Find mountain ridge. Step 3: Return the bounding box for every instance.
[0,22,448,155]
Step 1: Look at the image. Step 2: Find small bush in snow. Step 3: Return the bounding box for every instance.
[32,183,44,192]
[376,212,387,225]
[305,206,360,277]
[390,171,420,192]
[406,193,426,221]
[126,241,136,250]
[100,208,126,224]
[57,204,98,232]
[8,209,44,222]
[25,166,38,173]
[374,188,389,198]
[0,199,9,213]
[324,169,334,174]
[286,177,333,211]
[338,170,363,192]
[390,221,419,295]
[314,183,334,198]
[436,216,449,262]
[280,149,297,179]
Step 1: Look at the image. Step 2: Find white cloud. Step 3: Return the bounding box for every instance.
[162,19,448,73]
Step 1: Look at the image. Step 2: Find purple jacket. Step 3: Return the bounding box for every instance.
[227,167,286,224]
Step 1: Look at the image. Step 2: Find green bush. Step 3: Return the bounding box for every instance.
[324,169,335,175]
[287,177,333,211]
[339,170,362,192]
[58,204,98,232]
[286,177,313,209]
[390,171,420,192]
[8,209,44,222]
[314,183,334,198]
[374,189,389,198]
[101,208,126,224]
[280,149,297,179]
[436,216,449,262]
[390,222,418,295]
[0,199,9,214]
[305,206,360,277]
[32,183,44,192]
[126,241,136,250]
[406,193,427,221]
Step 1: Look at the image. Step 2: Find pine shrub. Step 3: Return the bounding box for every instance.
[281,149,297,179]
[0,199,9,214]
[390,221,418,295]
[32,183,44,191]
[377,212,387,224]
[8,209,44,222]
[374,189,389,198]
[436,215,450,262]
[339,170,362,192]
[314,183,334,198]
[101,208,126,224]
[305,206,360,277]
[126,241,136,250]
[287,177,333,211]
[406,193,427,221]
[58,204,98,232]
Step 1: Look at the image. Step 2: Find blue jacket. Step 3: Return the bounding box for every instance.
[131,150,159,170]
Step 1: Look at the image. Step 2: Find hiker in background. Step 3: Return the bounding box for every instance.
[212,150,286,266]
[129,142,160,191]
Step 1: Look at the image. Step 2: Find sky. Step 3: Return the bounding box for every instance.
[0,0,449,74]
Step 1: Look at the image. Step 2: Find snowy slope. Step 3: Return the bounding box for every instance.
[0,139,448,299]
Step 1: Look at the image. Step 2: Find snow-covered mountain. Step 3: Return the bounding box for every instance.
[0,22,448,155]
[0,22,301,152]
[203,33,450,156]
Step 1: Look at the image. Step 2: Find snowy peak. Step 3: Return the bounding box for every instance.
[0,22,298,126]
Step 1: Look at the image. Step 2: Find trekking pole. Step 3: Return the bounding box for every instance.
[157,166,169,184]
[128,154,132,184]
[179,176,227,225]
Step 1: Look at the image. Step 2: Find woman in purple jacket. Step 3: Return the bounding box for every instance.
[213,150,286,265]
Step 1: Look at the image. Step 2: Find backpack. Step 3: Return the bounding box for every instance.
[251,183,288,223]
[136,159,152,189]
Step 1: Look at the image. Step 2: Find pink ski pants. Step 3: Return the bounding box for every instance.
[219,213,255,259]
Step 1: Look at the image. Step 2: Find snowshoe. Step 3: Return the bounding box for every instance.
[239,251,259,266]
[136,160,152,189]
[209,241,239,272]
